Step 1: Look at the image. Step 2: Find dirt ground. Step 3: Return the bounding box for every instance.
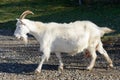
[0,30,120,80]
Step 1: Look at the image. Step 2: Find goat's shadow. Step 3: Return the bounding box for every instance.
[0,63,58,74]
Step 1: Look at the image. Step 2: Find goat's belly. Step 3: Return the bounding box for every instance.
[51,39,88,55]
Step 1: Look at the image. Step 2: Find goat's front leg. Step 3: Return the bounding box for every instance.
[35,48,50,74]
[87,48,97,71]
[35,54,46,74]
[55,52,64,71]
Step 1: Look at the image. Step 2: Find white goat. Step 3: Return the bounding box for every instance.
[14,10,114,73]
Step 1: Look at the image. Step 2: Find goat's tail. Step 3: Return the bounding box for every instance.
[100,27,115,36]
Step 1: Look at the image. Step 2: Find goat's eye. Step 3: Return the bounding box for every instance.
[17,26,21,29]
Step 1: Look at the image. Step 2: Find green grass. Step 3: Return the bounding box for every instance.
[0,0,120,36]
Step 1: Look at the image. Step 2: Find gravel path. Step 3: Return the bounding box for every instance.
[0,30,120,80]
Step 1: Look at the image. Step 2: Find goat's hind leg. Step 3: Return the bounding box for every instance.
[55,52,64,71]
[97,42,113,68]
[87,47,97,71]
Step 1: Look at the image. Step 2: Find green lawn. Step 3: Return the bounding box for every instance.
[0,0,120,36]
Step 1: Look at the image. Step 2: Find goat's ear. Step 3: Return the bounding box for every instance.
[16,18,19,21]
[19,20,26,25]
[16,18,25,25]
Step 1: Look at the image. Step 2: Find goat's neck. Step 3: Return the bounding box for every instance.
[28,21,46,42]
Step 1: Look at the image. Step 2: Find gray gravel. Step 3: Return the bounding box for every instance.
[0,30,120,80]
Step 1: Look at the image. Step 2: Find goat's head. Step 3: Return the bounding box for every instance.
[14,10,34,44]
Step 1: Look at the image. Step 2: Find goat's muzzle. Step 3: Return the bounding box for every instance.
[14,34,28,45]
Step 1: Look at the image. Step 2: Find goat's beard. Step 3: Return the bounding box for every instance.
[22,34,28,45]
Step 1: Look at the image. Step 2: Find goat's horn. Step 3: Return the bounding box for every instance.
[19,10,34,19]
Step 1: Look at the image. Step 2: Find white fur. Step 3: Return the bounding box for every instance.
[14,17,114,73]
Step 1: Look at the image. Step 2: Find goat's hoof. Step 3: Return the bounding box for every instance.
[34,70,41,75]
[86,67,92,71]
[109,64,114,68]
[58,66,63,72]
[107,64,115,70]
